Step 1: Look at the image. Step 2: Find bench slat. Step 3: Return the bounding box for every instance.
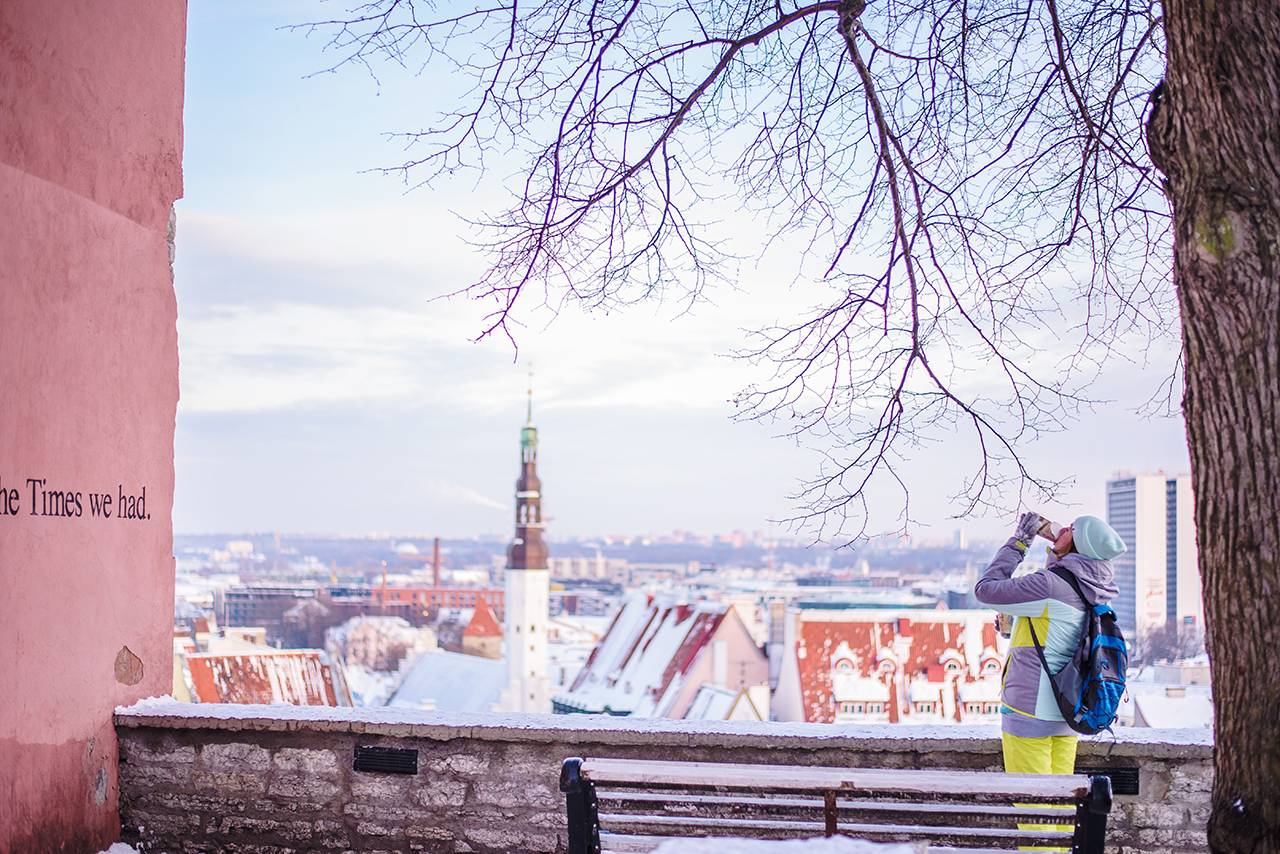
[597,790,1076,820]
[581,758,1090,800]
[600,812,1073,842]
[600,833,1007,854]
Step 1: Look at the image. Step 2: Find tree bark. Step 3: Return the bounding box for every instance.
[1148,2,1280,851]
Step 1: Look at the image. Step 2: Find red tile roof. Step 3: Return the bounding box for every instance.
[462,597,502,638]
[797,618,895,723]
[794,613,1000,723]
[185,650,350,706]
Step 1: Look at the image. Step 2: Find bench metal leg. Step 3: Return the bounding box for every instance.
[561,757,600,854]
[822,790,838,837]
[1073,775,1113,854]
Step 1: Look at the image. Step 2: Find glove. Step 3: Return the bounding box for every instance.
[1014,511,1042,544]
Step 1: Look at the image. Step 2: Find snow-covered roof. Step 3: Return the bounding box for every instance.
[184,650,351,706]
[387,649,505,713]
[684,685,737,721]
[1128,683,1213,729]
[556,595,730,716]
[791,610,1006,724]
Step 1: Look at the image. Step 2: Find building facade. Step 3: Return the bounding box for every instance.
[1106,473,1201,644]
[500,388,552,712]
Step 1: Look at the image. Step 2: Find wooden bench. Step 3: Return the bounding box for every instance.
[559,757,1112,854]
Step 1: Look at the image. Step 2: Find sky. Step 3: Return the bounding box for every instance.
[174,2,1192,542]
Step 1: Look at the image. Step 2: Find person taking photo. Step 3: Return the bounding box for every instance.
[974,512,1126,775]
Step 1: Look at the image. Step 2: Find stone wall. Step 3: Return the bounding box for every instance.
[115,704,1212,854]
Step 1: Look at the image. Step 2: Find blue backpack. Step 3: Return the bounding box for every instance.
[1027,566,1128,735]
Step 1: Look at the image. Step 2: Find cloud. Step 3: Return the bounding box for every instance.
[425,481,507,512]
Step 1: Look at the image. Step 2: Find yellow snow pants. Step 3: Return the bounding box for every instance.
[1002,732,1079,851]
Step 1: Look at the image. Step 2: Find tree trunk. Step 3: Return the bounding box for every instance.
[1148,2,1280,851]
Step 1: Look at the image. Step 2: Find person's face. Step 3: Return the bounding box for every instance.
[1052,523,1074,557]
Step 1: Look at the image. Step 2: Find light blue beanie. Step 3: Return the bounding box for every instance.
[1072,515,1126,561]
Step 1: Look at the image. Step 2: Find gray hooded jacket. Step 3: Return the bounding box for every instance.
[974,539,1119,737]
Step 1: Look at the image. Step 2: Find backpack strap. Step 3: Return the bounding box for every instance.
[1047,564,1090,608]
[1026,567,1092,730]
[1026,618,1088,728]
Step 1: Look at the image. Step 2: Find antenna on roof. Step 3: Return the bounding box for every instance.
[526,365,534,425]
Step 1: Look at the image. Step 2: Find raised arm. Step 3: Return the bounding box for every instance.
[973,513,1055,616]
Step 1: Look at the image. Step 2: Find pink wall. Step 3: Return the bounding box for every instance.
[0,2,186,850]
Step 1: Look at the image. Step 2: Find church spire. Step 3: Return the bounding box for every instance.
[526,367,534,425]
[502,379,552,713]
[510,379,547,571]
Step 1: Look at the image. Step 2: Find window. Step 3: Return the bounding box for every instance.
[944,660,961,672]
[835,659,854,673]
[915,702,935,714]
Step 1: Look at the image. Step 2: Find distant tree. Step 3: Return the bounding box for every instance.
[302,1,1279,848]
[1139,620,1206,665]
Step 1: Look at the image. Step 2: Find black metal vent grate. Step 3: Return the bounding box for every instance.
[353,745,419,775]
[1078,765,1140,796]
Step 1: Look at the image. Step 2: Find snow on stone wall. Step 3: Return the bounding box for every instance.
[115,703,1211,853]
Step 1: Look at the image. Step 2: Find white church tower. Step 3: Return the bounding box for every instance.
[499,380,551,713]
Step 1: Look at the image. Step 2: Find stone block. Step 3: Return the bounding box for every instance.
[211,815,282,836]
[464,825,558,853]
[412,778,468,808]
[128,809,202,837]
[1128,802,1191,828]
[343,802,416,822]
[269,774,342,801]
[471,779,558,809]
[1167,762,1213,796]
[357,820,405,838]
[351,773,414,803]
[203,742,271,772]
[122,739,196,765]
[312,819,351,849]
[124,762,192,789]
[427,753,490,776]
[149,791,250,815]
[191,770,268,795]
[1137,826,1210,849]
[406,824,453,841]
[274,747,341,775]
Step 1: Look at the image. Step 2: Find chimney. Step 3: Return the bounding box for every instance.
[896,617,912,636]
[432,537,442,588]
[675,604,693,623]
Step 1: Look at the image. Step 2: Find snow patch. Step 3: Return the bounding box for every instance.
[96,844,142,854]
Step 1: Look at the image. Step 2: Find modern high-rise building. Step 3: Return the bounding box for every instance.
[1106,473,1201,644]
[500,382,552,713]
